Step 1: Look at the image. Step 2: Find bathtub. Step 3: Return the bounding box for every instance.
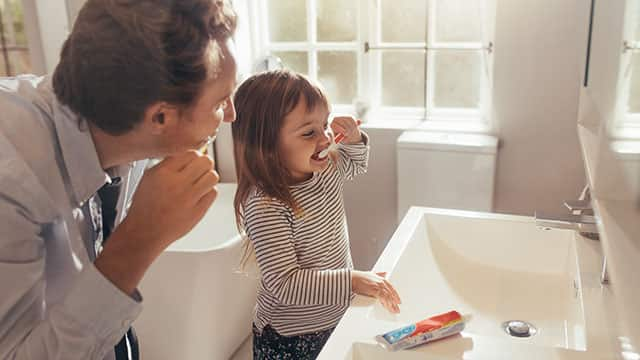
[134,183,257,360]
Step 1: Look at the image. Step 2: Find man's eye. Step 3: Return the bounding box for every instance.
[215,99,228,112]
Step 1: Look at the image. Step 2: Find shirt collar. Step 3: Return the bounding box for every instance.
[45,80,130,205]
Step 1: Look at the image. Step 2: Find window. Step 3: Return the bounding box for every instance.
[0,0,69,77]
[241,0,494,128]
[0,0,31,76]
[0,0,29,76]
[616,0,640,139]
[250,0,359,111]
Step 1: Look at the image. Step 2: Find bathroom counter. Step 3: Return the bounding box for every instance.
[318,207,624,359]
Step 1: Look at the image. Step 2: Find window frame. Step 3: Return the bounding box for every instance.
[251,0,361,114]
[612,0,640,140]
[241,0,495,131]
[0,0,33,76]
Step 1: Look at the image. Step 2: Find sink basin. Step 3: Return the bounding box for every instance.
[317,207,613,360]
[350,338,473,360]
[367,209,586,351]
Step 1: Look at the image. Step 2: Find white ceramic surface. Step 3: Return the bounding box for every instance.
[396,131,498,220]
[319,207,618,359]
[368,210,585,350]
[134,183,258,360]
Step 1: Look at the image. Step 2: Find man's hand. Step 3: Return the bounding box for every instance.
[95,151,219,295]
[124,151,219,248]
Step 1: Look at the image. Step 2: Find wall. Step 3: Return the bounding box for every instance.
[491,0,589,216]
[220,0,591,269]
[21,0,69,74]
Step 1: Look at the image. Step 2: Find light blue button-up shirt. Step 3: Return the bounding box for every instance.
[0,75,145,359]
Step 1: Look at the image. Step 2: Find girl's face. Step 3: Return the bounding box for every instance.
[278,97,331,184]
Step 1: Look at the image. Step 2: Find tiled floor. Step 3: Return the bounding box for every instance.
[230,335,252,360]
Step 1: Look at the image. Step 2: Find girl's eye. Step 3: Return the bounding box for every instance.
[302,130,314,137]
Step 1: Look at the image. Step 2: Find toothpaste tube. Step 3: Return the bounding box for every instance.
[375,310,466,351]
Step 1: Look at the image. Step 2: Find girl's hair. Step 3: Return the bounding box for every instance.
[231,69,329,270]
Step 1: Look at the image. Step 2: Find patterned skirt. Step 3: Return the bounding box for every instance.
[252,324,335,360]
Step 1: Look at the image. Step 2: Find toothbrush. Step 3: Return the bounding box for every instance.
[198,135,216,154]
[318,119,362,158]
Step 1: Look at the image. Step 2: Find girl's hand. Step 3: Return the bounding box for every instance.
[331,116,362,145]
[352,270,401,314]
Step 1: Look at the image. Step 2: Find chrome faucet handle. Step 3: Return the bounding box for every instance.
[563,199,592,212]
[562,199,599,240]
[601,256,609,284]
[534,212,599,234]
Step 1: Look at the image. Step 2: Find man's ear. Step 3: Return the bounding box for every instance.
[144,102,180,135]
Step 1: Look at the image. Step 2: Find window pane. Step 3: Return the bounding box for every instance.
[0,0,31,76]
[317,0,357,42]
[272,51,308,75]
[267,0,307,42]
[628,55,640,113]
[435,0,482,42]
[433,51,482,109]
[382,51,425,107]
[381,0,426,43]
[2,50,30,75]
[0,54,7,76]
[318,51,356,104]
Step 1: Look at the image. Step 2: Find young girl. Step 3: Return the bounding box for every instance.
[232,70,401,359]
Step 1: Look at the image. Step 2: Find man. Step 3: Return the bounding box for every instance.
[0,0,237,358]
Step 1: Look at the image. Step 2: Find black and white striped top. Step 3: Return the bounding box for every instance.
[242,136,369,336]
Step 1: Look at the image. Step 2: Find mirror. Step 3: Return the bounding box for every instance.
[578,0,640,348]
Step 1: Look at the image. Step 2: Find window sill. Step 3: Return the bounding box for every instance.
[610,125,640,140]
[360,117,492,135]
[610,139,640,160]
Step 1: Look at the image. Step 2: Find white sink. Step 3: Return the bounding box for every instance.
[319,207,616,359]
[368,209,586,350]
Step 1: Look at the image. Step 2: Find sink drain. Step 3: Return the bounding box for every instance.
[502,320,537,338]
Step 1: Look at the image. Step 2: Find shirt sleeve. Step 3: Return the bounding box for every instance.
[244,198,352,306]
[0,164,142,360]
[334,131,370,181]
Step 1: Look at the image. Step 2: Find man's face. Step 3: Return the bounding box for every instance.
[160,39,237,155]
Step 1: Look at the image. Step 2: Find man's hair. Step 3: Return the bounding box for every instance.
[52,0,236,135]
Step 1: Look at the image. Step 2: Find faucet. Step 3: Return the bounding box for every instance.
[534,210,599,234]
[534,195,608,284]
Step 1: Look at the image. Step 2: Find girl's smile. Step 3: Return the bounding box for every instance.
[311,148,329,162]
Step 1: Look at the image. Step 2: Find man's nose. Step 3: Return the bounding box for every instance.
[223,98,236,122]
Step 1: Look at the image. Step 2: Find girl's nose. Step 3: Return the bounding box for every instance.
[321,129,332,144]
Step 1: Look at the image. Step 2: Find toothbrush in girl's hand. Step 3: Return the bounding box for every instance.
[318,119,361,158]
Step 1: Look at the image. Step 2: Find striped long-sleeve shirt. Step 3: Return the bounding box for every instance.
[242,134,369,336]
